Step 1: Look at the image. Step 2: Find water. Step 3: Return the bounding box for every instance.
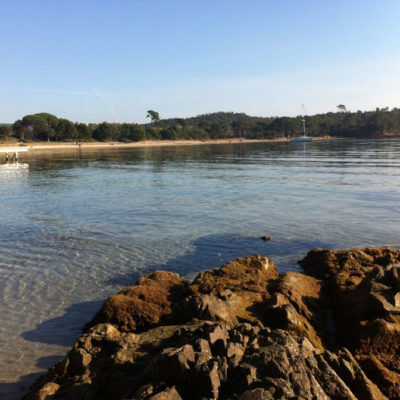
[1,138,400,399]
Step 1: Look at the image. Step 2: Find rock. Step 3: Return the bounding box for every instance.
[300,247,400,398]
[155,344,196,380]
[25,249,400,400]
[189,293,239,325]
[190,255,279,325]
[24,321,387,400]
[191,255,278,295]
[148,386,182,400]
[86,271,188,332]
[359,355,400,400]
[194,361,221,399]
[239,388,274,400]
[35,382,60,400]
[263,271,325,350]
[226,342,245,366]
[260,236,271,241]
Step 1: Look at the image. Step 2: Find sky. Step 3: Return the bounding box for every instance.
[1,0,400,123]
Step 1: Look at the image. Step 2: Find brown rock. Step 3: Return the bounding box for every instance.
[190,255,279,325]
[263,271,325,350]
[189,293,239,325]
[154,344,196,381]
[194,361,221,399]
[25,249,400,400]
[359,355,400,400]
[239,388,274,399]
[191,255,278,295]
[300,247,400,398]
[35,382,60,400]
[148,386,182,400]
[86,271,188,332]
[24,322,387,400]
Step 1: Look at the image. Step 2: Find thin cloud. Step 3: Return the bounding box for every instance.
[93,89,121,122]
[21,87,96,96]
[19,87,121,122]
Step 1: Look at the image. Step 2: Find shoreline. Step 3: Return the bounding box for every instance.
[0,136,334,155]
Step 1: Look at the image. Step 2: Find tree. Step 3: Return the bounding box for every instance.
[187,127,209,140]
[337,104,347,113]
[57,119,77,140]
[0,124,12,138]
[161,128,178,140]
[232,120,250,138]
[146,126,161,140]
[75,123,92,140]
[15,113,59,141]
[269,117,298,139]
[146,110,160,124]
[92,122,116,141]
[210,122,231,139]
[130,125,146,141]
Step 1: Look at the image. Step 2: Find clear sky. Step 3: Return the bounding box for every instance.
[1,0,400,123]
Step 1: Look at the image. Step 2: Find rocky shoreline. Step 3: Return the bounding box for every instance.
[24,248,400,400]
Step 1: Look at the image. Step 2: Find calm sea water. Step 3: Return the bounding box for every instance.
[1,139,400,399]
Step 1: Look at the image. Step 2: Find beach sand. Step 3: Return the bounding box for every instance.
[0,137,333,155]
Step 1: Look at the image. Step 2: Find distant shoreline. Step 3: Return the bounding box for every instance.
[0,136,335,154]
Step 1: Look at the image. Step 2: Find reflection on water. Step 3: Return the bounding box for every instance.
[0,163,29,171]
[1,139,400,399]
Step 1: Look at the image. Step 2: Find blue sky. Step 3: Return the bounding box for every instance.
[1,0,400,123]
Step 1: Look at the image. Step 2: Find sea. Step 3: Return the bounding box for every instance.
[0,138,400,399]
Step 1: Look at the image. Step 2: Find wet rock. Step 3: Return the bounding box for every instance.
[260,236,271,241]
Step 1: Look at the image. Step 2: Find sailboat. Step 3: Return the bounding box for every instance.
[291,106,312,142]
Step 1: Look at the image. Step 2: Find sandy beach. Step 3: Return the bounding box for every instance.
[0,136,333,155]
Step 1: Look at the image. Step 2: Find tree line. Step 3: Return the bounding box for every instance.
[1,106,400,142]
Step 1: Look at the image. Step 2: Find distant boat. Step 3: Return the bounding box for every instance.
[291,106,312,142]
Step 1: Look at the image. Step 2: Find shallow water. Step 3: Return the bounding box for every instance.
[0,139,400,399]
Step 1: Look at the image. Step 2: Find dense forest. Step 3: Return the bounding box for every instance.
[1,106,400,142]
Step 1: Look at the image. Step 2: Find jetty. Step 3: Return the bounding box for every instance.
[0,147,28,162]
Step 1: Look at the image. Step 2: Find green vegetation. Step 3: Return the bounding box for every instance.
[146,110,160,125]
[6,106,400,143]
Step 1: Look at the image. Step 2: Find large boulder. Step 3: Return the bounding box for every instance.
[86,270,189,332]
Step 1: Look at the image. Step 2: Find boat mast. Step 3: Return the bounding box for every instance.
[301,104,306,134]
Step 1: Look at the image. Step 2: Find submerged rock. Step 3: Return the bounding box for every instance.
[24,250,400,399]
